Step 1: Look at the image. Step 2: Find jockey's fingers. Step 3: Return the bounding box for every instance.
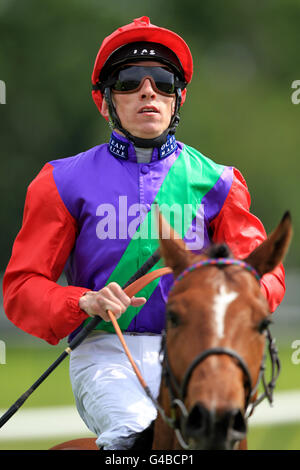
[99,301,124,322]
[98,295,127,316]
[78,291,123,320]
[78,285,147,321]
[101,282,131,309]
[95,297,124,320]
[105,283,147,307]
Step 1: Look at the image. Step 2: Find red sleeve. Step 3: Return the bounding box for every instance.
[2,163,90,345]
[210,168,285,313]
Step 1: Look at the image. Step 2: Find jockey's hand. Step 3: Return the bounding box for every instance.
[78,282,147,322]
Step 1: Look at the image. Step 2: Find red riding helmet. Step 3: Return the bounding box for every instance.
[91,16,193,118]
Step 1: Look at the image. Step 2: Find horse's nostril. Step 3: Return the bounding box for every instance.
[217,408,247,440]
[185,403,208,436]
[231,409,247,436]
[184,404,247,449]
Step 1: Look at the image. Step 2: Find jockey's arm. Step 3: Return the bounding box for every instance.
[3,164,146,345]
[3,164,90,345]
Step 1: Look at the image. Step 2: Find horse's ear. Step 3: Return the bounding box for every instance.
[156,208,191,277]
[244,211,292,277]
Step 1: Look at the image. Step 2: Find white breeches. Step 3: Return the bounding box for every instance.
[69,332,162,450]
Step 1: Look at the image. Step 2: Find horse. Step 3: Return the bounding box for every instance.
[50,211,292,450]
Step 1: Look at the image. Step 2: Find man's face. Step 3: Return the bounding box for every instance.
[102,61,176,140]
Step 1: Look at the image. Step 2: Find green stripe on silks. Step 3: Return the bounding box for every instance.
[84,144,225,332]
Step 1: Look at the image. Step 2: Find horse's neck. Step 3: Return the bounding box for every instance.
[152,414,175,450]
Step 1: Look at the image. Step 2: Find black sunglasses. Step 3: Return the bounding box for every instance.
[103,66,185,96]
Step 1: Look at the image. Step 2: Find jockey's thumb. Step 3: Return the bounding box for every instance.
[130,296,147,307]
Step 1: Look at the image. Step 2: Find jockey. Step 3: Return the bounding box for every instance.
[3,17,285,450]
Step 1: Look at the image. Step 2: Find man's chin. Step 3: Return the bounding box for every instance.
[131,127,166,141]
[114,125,167,141]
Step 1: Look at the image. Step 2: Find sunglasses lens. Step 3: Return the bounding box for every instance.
[113,68,140,91]
[151,68,175,94]
[112,67,175,94]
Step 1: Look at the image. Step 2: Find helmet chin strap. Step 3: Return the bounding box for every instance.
[104,88,182,148]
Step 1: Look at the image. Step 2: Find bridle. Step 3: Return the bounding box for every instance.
[156,258,281,449]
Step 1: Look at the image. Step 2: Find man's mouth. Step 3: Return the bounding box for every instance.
[138,106,159,114]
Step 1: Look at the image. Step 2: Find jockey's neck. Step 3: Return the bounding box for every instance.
[134,146,153,163]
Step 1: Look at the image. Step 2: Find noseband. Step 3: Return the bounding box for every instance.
[158,258,281,448]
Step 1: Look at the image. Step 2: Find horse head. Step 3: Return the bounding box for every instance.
[154,211,292,450]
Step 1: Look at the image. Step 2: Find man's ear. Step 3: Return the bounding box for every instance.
[180,88,187,105]
[171,95,176,115]
[101,96,110,120]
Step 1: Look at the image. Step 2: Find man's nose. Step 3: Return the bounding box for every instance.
[139,78,157,98]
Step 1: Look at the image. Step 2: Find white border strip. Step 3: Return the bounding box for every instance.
[0,406,94,441]
[0,390,300,442]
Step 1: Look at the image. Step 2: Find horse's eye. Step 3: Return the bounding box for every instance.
[258,317,272,334]
[167,309,181,328]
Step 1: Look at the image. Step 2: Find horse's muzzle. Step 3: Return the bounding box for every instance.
[183,402,247,450]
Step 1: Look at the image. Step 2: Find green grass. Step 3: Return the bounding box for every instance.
[248,423,300,450]
[0,344,92,450]
[263,340,300,392]
[0,436,89,451]
[0,344,75,409]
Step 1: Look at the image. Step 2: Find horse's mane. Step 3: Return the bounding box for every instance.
[206,243,232,259]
